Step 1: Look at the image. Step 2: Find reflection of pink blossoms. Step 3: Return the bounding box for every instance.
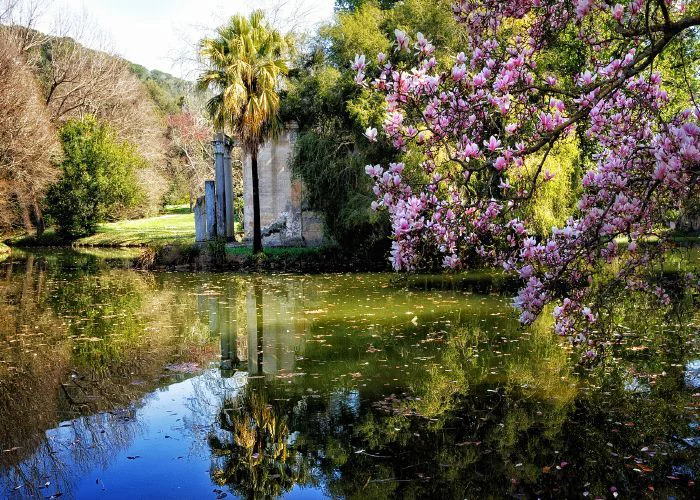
[359,0,700,348]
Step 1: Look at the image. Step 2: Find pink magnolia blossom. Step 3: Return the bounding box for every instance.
[358,0,700,353]
[394,29,410,51]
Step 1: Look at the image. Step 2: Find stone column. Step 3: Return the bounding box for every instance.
[223,137,235,240]
[194,196,206,242]
[205,180,216,240]
[213,133,226,238]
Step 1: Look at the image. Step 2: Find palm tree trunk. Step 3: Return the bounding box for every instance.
[251,147,262,253]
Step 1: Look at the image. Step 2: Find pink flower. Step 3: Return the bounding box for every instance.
[576,0,592,19]
[443,254,460,269]
[395,29,410,51]
[351,54,367,72]
[464,142,480,158]
[451,64,467,81]
[484,136,502,152]
[611,4,624,21]
[357,0,698,352]
[365,127,378,142]
[473,72,487,87]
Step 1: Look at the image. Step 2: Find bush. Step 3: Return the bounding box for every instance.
[290,128,390,256]
[206,237,228,268]
[46,116,145,238]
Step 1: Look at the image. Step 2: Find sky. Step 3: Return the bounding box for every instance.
[38,0,335,78]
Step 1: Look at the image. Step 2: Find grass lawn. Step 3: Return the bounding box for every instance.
[75,205,196,247]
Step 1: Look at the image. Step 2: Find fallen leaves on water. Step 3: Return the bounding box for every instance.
[165,362,200,373]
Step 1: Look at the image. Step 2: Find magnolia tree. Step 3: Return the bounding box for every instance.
[354,0,700,355]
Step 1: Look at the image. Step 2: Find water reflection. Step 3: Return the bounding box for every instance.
[0,250,698,498]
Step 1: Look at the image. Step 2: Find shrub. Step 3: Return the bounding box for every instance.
[206,237,228,268]
[46,116,145,238]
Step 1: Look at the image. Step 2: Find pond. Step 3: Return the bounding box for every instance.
[0,249,698,498]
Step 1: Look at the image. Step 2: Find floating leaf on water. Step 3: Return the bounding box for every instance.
[165,362,200,373]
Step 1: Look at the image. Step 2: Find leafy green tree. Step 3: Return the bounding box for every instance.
[198,10,290,253]
[283,0,463,257]
[46,116,144,238]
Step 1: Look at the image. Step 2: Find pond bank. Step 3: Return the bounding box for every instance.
[4,242,393,273]
[145,242,394,273]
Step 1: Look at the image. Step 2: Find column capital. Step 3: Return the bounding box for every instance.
[212,132,226,154]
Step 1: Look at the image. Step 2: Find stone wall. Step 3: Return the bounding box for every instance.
[242,124,325,247]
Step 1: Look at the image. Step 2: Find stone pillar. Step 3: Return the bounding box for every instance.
[213,133,226,238]
[223,137,235,240]
[205,180,216,239]
[194,196,206,242]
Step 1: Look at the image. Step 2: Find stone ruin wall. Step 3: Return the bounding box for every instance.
[242,124,325,247]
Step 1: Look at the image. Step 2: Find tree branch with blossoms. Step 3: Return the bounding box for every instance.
[353,0,700,359]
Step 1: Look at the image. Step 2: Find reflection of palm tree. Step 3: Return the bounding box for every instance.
[255,280,264,375]
[208,383,313,498]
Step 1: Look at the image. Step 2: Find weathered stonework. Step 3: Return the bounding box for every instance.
[243,123,325,247]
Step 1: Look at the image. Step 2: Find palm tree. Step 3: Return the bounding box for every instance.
[197,10,289,253]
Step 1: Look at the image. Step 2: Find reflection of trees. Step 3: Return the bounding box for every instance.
[1,408,145,498]
[0,252,71,473]
[202,287,699,498]
[0,251,222,496]
[254,280,264,375]
[1,253,698,497]
[208,381,316,499]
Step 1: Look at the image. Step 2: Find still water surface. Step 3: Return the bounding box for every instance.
[0,249,698,498]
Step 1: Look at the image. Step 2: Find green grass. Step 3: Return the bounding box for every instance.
[75,205,196,247]
[0,242,9,254]
[8,205,247,248]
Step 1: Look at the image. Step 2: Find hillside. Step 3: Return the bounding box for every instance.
[0,22,213,235]
[130,63,192,115]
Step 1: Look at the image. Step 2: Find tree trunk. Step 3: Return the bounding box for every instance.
[32,198,45,236]
[251,148,262,253]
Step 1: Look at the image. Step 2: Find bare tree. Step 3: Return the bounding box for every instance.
[37,10,132,122]
[167,107,214,209]
[0,0,49,53]
[28,7,172,215]
[0,34,59,233]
